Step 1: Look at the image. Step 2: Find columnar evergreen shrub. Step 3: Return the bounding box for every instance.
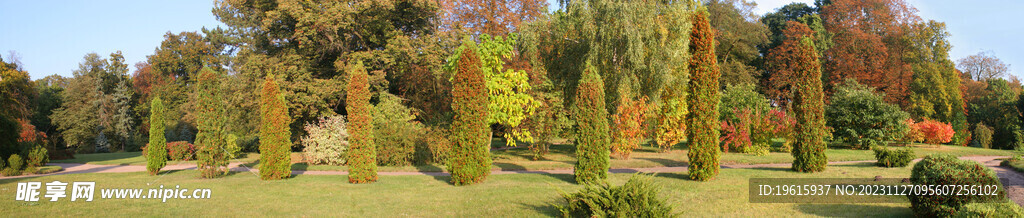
[448,40,490,185]
[572,64,610,184]
[301,115,348,165]
[146,97,167,175]
[791,36,829,172]
[194,67,230,178]
[686,9,721,181]
[872,146,914,167]
[556,174,673,217]
[259,74,293,180]
[972,123,993,148]
[908,154,1006,217]
[346,62,377,183]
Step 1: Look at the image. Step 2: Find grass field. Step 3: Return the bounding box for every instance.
[0,162,917,217]
[51,142,1015,173]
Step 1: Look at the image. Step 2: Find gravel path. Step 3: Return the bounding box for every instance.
[4,155,1021,206]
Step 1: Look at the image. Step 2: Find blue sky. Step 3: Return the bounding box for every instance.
[2,0,1022,80]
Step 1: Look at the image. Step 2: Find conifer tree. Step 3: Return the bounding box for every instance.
[260,74,292,180]
[146,97,167,175]
[194,67,229,178]
[791,36,829,172]
[447,40,491,185]
[686,9,721,181]
[572,63,610,184]
[346,62,377,183]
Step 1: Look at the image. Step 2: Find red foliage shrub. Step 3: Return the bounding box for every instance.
[167,141,196,161]
[916,119,954,144]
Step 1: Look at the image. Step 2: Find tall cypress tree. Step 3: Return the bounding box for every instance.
[572,63,610,184]
[686,9,721,181]
[346,62,377,183]
[260,74,292,180]
[792,36,828,172]
[146,97,167,175]
[447,40,490,185]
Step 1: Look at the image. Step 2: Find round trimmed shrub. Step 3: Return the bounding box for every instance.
[872,146,914,167]
[908,154,1006,217]
[826,79,909,149]
[556,174,673,217]
[8,154,24,170]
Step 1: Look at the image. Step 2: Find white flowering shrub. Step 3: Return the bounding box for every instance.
[301,115,349,165]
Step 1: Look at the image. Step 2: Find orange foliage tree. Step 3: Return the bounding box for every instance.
[611,96,648,159]
[439,0,547,36]
[820,0,919,107]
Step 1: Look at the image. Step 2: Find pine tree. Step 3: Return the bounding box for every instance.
[146,97,167,175]
[346,62,377,183]
[447,40,491,185]
[686,9,721,181]
[260,74,292,180]
[572,63,610,184]
[791,36,828,172]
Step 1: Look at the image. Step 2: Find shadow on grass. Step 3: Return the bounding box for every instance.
[635,157,687,167]
[794,204,911,217]
[653,172,690,180]
[415,165,444,172]
[518,202,561,217]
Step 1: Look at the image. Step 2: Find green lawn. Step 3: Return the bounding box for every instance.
[0,162,919,217]
[50,142,1013,174]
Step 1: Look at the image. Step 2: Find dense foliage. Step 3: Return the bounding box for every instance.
[610,94,648,159]
[972,123,993,149]
[556,174,673,217]
[372,93,426,166]
[908,154,1006,217]
[872,146,914,167]
[146,97,167,175]
[346,62,377,184]
[572,64,610,184]
[826,80,909,149]
[788,34,829,173]
[301,115,348,166]
[447,41,491,185]
[193,67,230,178]
[686,9,722,181]
[260,74,293,180]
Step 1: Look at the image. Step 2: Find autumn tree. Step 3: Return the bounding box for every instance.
[760,3,831,107]
[260,74,293,180]
[819,0,919,107]
[905,20,969,145]
[193,67,230,178]
[573,63,610,184]
[447,40,491,185]
[346,62,377,183]
[957,52,1009,81]
[706,0,768,87]
[146,97,167,175]
[440,0,547,36]
[610,83,648,159]
[687,9,721,181]
[0,56,32,159]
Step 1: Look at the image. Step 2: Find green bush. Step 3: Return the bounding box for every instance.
[301,115,349,165]
[346,62,377,183]
[872,146,914,167]
[0,168,19,176]
[147,97,167,175]
[572,63,610,184]
[8,154,24,170]
[447,39,491,185]
[719,83,770,123]
[908,154,1005,217]
[952,201,1024,217]
[826,79,909,149]
[556,174,673,217]
[686,10,721,181]
[415,128,451,165]
[972,123,993,149]
[373,93,425,166]
[167,141,196,161]
[26,145,48,168]
[225,134,242,159]
[237,135,260,153]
